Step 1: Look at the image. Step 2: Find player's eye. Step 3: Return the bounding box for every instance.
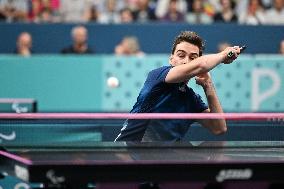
[177,54,185,58]
[190,56,197,60]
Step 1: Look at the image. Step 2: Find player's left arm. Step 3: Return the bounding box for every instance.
[195,72,227,135]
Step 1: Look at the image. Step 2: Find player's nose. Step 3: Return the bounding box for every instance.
[183,56,191,64]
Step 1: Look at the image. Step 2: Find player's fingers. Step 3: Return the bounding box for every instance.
[228,46,240,58]
[234,46,241,54]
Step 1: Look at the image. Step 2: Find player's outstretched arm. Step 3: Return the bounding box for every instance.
[165,46,241,83]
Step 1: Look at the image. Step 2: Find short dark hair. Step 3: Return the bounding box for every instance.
[171,31,205,56]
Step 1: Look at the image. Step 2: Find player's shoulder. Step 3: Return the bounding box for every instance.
[146,66,172,81]
[149,66,172,76]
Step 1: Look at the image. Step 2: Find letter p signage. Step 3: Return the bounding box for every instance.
[252,68,281,111]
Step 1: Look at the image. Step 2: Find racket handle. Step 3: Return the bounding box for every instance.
[228,45,247,58]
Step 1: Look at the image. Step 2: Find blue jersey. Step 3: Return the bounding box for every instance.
[115,66,208,141]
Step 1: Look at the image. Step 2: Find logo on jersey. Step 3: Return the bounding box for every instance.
[178,83,187,92]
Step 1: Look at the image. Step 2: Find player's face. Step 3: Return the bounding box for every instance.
[170,42,200,66]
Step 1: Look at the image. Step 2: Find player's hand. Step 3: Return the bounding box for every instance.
[221,46,241,64]
[195,72,212,88]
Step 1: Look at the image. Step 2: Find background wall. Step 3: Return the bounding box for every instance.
[0,55,283,112]
[0,23,283,54]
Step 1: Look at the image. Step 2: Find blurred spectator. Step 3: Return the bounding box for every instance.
[119,7,135,23]
[133,0,157,23]
[155,0,187,19]
[115,36,145,56]
[61,25,94,54]
[187,0,216,16]
[213,0,238,23]
[94,0,125,14]
[39,8,55,23]
[15,32,32,56]
[186,0,194,12]
[123,0,140,11]
[279,39,284,54]
[59,0,92,23]
[0,0,28,22]
[202,0,216,16]
[85,4,99,22]
[208,0,222,13]
[186,0,213,24]
[28,0,60,23]
[217,41,231,52]
[98,0,120,24]
[236,0,270,18]
[28,0,41,22]
[162,0,185,22]
[264,0,284,25]
[239,0,266,25]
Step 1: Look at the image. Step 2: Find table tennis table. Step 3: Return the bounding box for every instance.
[1,141,284,189]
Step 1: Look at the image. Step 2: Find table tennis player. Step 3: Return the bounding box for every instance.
[115,31,242,142]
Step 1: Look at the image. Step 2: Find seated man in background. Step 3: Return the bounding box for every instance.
[61,25,94,54]
[115,36,145,56]
[217,41,231,52]
[14,32,33,57]
[115,31,242,142]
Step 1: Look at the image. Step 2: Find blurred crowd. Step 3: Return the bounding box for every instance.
[14,25,284,57]
[14,25,146,56]
[0,0,284,25]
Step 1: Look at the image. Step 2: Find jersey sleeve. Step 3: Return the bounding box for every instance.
[147,66,171,83]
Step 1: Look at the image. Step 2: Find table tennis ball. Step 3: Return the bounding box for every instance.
[107,76,120,88]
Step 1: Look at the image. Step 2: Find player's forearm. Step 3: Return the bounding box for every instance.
[166,53,227,83]
[203,83,227,134]
[191,45,241,77]
[204,84,223,113]
[181,52,227,80]
[194,52,226,74]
